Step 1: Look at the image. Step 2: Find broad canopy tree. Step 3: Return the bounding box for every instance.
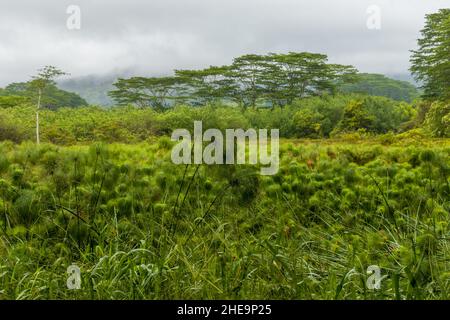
[175,66,236,106]
[109,76,186,110]
[109,51,358,110]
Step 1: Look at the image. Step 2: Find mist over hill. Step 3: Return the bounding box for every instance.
[386,73,419,85]
[58,72,419,107]
[58,75,117,107]
[339,73,419,102]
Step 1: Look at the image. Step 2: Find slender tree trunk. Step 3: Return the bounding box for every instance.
[36,88,41,144]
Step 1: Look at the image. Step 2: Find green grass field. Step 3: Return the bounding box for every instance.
[0,138,448,299]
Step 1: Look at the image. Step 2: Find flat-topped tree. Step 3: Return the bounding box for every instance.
[227,52,357,109]
[229,54,268,109]
[269,52,357,103]
[109,76,184,110]
[175,66,235,106]
[109,51,358,109]
[30,66,68,144]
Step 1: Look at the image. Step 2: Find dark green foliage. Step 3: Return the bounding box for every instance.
[338,73,419,102]
[175,66,236,106]
[0,81,87,109]
[108,76,184,110]
[410,9,450,100]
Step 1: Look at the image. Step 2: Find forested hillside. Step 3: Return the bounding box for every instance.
[0,82,87,109]
[338,73,419,102]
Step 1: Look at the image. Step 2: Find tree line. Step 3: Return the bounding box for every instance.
[108,8,449,111]
[0,9,448,144]
[108,52,358,110]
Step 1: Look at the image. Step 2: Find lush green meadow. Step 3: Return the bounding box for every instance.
[0,137,448,299]
[0,3,448,303]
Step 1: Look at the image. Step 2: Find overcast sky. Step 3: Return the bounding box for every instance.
[0,0,448,86]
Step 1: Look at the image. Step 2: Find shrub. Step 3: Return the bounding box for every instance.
[424,101,450,137]
[0,115,25,143]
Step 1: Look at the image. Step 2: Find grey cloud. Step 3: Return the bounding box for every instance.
[0,0,448,86]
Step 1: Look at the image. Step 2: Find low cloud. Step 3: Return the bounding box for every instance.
[0,0,447,86]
